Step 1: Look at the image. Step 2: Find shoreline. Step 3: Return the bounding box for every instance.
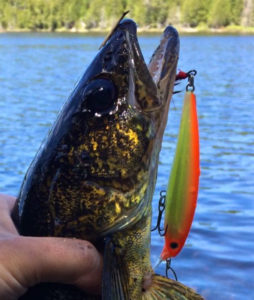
[1,25,254,35]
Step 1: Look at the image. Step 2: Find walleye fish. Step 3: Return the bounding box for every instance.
[15,19,204,299]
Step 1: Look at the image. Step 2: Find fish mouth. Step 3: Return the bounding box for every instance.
[106,19,179,112]
[148,26,180,104]
[82,19,179,117]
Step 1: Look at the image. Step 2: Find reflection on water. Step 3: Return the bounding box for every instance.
[1,33,254,299]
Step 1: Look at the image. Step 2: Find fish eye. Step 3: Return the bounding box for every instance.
[170,242,179,249]
[83,78,117,115]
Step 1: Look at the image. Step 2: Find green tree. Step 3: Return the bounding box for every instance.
[208,0,232,27]
[146,0,170,28]
[167,0,182,26]
[127,0,148,27]
[0,0,252,31]
[0,0,16,29]
[231,0,244,25]
[84,0,105,29]
[182,0,210,27]
[104,0,125,27]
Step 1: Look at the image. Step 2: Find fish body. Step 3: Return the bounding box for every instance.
[162,91,200,260]
[16,20,203,300]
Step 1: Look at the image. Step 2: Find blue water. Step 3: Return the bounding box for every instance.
[1,32,254,299]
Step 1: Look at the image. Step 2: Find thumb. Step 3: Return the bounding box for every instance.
[1,236,103,298]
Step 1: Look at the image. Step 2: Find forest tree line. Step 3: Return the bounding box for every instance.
[0,0,253,31]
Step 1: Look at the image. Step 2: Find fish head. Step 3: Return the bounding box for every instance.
[72,20,158,180]
[65,19,179,180]
[18,19,179,239]
[60,20,180,235]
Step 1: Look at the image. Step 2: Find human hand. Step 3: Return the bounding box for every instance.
[0,194,103,300]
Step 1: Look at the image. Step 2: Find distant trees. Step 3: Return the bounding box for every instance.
[208,0,244,27]
[0,0,251,31]
[182,0,210,27]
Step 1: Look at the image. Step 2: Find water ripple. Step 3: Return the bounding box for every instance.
[1,33,254,299]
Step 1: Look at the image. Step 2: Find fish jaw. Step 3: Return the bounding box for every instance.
[148,26,180,151]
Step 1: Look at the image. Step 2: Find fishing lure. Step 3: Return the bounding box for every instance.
[161,70,200,260]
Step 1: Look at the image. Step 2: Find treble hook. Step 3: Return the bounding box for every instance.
[166,258,178,281]
[151,190,167,236]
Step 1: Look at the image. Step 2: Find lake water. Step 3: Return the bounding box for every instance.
[1,32,254,299]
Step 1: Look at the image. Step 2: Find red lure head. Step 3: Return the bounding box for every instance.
[161,235,186,259]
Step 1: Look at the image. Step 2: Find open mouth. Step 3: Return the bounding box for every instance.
[100,18,180,112]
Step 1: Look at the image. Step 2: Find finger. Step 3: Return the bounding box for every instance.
[2,236,103,297]
[0,194,17,212]
[0,194,18,235]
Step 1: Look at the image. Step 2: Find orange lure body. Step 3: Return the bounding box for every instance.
[161,91,200,260]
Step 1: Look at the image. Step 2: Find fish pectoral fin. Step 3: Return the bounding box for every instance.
[102,237,130,300]
[142,274,204,300]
